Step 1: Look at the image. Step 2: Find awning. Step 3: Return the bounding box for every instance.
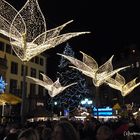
[0,93,22,105]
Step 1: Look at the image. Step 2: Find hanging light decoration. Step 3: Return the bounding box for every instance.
[0,0,90,62]
[106,73,140,97]
[57,52,129,87]
[27,73,77,97]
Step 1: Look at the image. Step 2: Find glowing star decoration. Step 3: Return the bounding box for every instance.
[0,76,7,93]
[106,73,140,97]
[0,0,89,62]
[27,73,77,97]
[57,52,129,87]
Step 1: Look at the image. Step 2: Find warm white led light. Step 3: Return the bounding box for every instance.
[0,0,90,62]
[27,73,77,97]
[106,73,140,97]
[57,52,129,87]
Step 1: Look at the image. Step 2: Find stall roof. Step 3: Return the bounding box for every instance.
[0,93,22,105]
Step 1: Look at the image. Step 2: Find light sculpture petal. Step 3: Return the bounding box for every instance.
[58,52,129,87]
[0,0,19,38]
[122,78,140,97]
[40,73,53,85]
[57,53,95,78]
[106,73,140,97]
[80,51,98,71]
[93,66,129,87]
[115,73,125,85]
[0,0,90,62]
[27,74,77,97]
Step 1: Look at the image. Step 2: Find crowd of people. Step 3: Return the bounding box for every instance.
[0,112,140,140]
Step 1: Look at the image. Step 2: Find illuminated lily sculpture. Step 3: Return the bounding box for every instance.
[58,52,129,119]
[0,0,89,62]
[27,73,77,97]
[57,52,129,87]
[106,73,140,97]
[0,0,89,123]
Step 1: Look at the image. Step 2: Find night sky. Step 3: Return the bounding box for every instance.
[6,0,140,77]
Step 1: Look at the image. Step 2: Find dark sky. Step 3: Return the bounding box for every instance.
[41,1,140,55]
[7,0,140,55]
[6,0,140,77]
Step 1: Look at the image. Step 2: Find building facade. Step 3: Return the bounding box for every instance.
[0,35,47,118]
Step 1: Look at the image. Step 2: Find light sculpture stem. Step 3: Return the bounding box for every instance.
[122,96,125,109]
[2,103,5,117]
[51,98,54,120]
[21,62,26,125]
[95,87,100,120]
[2,103,5,123]
[21,33,27,125]
[22,33,27,59]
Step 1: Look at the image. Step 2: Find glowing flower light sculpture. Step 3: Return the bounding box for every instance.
[58,52,129,119]
[0,0,89,62]
[0,0,89,123]
[57,52,129,87]
[106,73,140,97]
[27,73,77,97]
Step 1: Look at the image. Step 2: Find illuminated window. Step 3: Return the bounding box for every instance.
[136,62,139,68]
[11,61,18,74]
[131,64,134,68]
[132,49,135,53]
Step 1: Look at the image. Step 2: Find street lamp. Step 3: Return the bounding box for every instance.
[81,98,93,107]
[54,101,58,106]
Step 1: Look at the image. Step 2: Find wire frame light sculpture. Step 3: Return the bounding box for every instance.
[57,52,129,87]
[106,73,140,97]
[58,52,129,119]
[27,73,77,97]
[0,0,89,123]
[0,0,90,62]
